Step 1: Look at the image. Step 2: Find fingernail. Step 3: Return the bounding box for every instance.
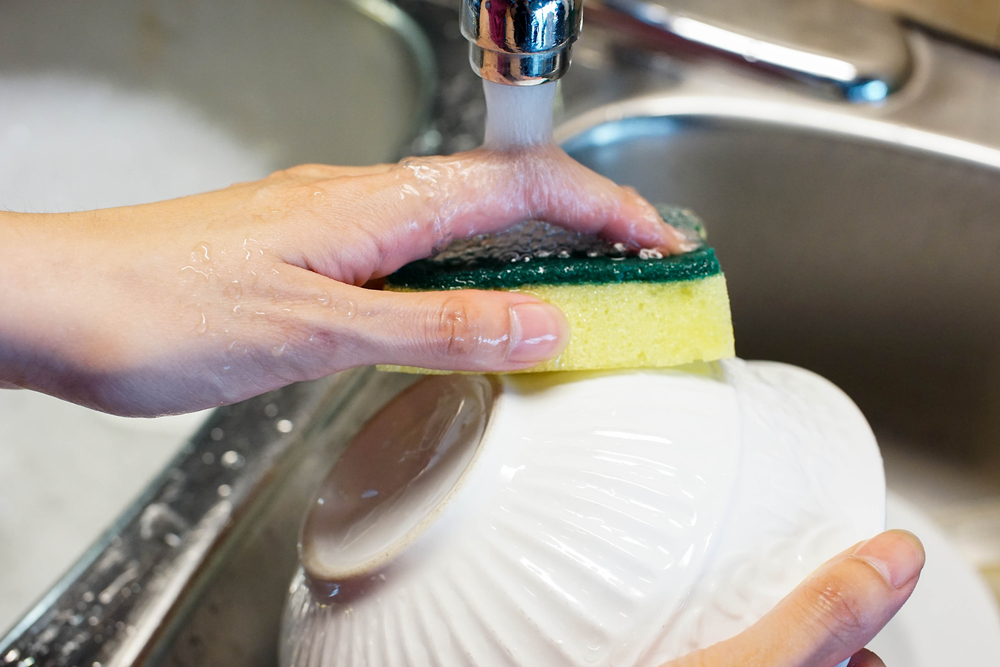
[508,303,569,364]
[852,530,925,589]
[670,225,704,253]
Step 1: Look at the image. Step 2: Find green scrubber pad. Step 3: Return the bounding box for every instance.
[381,206,735,373]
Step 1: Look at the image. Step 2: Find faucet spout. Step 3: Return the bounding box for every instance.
[460,0,583,86]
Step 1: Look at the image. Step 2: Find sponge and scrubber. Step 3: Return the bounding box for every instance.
[381,206,734,374]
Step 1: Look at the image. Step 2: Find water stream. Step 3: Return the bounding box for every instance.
[482,80,558,150]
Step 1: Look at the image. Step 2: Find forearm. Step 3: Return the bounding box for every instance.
[1,211,47,387]
[0,208,151,405]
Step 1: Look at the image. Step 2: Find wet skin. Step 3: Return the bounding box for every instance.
[0,145,687,416]
[0,146,924,667]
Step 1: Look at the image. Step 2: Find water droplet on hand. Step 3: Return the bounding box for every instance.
[180,265,210,281]
[191,242,211,262]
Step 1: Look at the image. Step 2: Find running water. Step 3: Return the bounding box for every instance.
[482,80,558,150]
[480,78,692,254]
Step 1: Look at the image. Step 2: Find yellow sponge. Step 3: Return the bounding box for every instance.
[380,207,734,374]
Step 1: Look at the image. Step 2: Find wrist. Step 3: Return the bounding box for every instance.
[0,212,51,389]
[0,210,107,397]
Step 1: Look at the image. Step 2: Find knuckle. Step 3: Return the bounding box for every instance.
[265,166,297,181]
[431,297,484,358]
[803,576,871,640]
[394,157,445,196]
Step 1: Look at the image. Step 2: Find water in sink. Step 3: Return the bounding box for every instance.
[0,72,274,633]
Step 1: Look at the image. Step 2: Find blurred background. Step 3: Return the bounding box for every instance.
[1,0,999,664]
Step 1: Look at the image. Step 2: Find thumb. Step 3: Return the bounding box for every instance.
[846,649,886,667]
[343,287,570,372]
[671,530,925,667]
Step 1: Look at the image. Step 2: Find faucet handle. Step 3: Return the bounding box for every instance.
[588,0,912,102]
[461,0,584,85]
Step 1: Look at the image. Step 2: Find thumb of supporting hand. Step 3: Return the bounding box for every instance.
[671,530,925,667]
[349,288,570,372]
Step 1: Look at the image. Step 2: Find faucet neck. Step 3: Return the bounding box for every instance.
[460,0,583,85]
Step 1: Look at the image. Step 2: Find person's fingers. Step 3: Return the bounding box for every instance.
[285,272,569,373]
[344,287,570,372]
[292,145,697,282]
[847,648,886,667]
[671,530,925,667]
[382,146,693,254]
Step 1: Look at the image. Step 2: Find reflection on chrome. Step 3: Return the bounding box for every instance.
[461,0,584,85]
[591,0,908,102]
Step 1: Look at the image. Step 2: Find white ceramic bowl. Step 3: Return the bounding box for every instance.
[280,359,885,666]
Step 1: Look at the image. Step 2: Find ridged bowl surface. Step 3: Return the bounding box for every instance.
[281,360,885,666]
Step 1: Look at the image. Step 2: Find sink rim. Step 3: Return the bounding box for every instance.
[556,93,1000,172]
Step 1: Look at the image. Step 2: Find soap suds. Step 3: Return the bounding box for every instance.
[0,73,274,213]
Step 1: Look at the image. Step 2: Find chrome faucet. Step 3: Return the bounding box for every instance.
[460,0,583,85]
[461,0,911,101]
[588,0,911,102]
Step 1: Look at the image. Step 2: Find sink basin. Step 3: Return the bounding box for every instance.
[565,108,1000,464]
[551,18,1000,602]
[563,106,1000,486]
[0,0,427,169]
[3,1,999,665]
[560,94,1000,601]
[0,0,427,650]
[557,94,1000,589]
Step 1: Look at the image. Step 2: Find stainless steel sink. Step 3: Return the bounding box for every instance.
[0,0,430,169]
[3,1,1000,665]
[0,0,429,662]
[555,21,1000,599]
[563,101,1000,592]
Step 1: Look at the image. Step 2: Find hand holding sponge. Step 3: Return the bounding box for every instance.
[381,206,734,374]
